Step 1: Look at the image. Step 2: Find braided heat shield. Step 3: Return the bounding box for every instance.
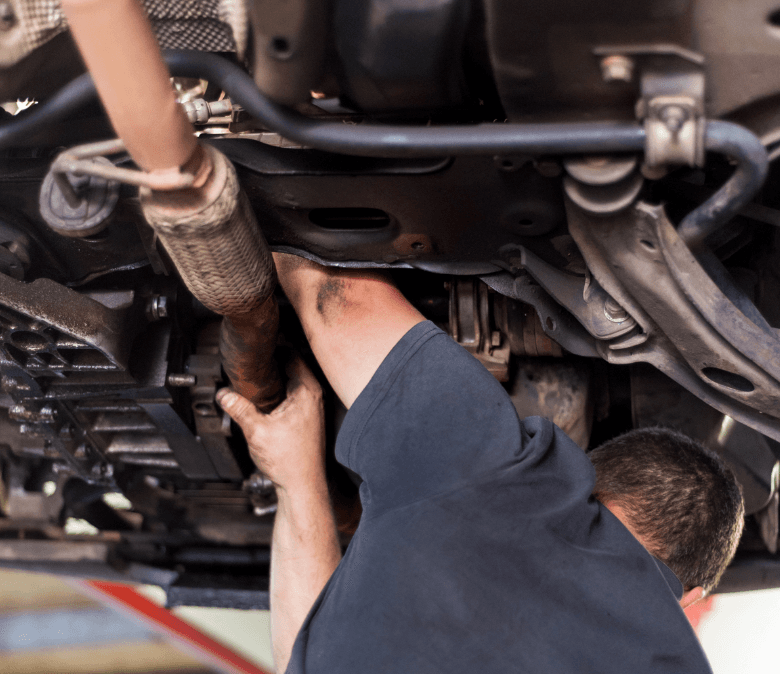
[140,145,276,317]
[2,0,237,68]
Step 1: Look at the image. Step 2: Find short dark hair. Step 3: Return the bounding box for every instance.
[588,427,744,594]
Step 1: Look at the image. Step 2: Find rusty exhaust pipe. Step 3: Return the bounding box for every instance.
[60,0,283,412]
[139,146,284,412]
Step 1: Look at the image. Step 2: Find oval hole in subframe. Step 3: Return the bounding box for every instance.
[309,208,391,230]
[701,367,755,393]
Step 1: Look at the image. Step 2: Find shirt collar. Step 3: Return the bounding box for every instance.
[652,556,684,600]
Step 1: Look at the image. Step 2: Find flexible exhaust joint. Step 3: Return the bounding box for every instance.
[140,147,284,412]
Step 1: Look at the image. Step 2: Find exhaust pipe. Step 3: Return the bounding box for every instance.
[60,0,283,412]
[139,145,284,412]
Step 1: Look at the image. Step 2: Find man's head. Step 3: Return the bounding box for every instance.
[588,427,744,604]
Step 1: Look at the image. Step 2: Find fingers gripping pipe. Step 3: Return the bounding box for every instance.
[140,147,284,412]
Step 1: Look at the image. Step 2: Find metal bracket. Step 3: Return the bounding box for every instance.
[501,245,638,341]
[594,44,706,168]
[566,199,780,442]
[50,139,198,208]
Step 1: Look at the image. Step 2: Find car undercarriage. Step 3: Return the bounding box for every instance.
[1,0,780,607]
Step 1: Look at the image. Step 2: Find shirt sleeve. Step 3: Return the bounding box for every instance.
[335,321,526,517]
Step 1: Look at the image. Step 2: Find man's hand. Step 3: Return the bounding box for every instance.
[217,355,341,674]
[216,355,326,495]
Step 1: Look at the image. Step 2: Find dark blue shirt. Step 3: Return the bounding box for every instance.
[287,321,712,673]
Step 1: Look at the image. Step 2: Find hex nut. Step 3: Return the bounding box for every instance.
[604,296,629,322]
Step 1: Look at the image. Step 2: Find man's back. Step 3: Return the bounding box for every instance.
[286,322,710,673]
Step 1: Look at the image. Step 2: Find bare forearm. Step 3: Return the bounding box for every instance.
[270,480,341,673]
[273,253,424,407]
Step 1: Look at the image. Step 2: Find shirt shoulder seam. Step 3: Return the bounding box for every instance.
[346,323,441,467]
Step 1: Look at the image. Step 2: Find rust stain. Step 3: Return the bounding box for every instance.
[220,296,284,413]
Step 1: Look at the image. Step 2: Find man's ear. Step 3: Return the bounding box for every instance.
[680,586,705,609]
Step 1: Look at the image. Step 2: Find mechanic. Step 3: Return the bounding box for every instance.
[216,253,744,674]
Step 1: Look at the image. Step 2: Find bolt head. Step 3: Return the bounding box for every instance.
[601,55,634,83]
[659,105,689,134]
[156,295,169,318]
[146,295,170,321]
[604,296,629,322]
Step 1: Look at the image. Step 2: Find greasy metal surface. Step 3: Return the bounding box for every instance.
[495,295,563,358]
[695,0,780,117]
[0,315,181,479]
[0,273,132,374]
[567,201,780,441]
[483,0,780,121]
[656,217,780,387]
[483,0,692,122]
[140,403,219,479]
[226,142,563,270]
[187,322,244,480]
